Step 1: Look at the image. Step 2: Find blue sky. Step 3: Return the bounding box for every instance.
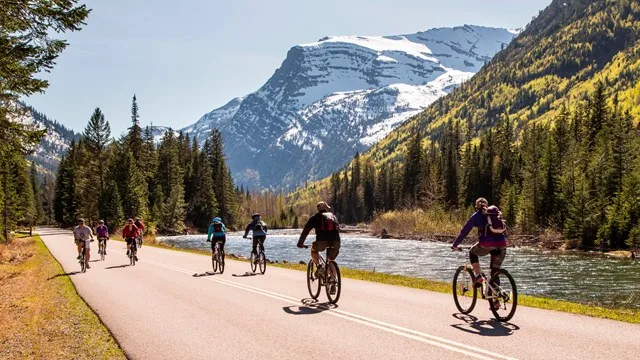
[27,0,551,136]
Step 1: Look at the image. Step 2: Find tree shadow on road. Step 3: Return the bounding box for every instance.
[450,313,520,337]
[105,264,130,270]
[47,271,81,280]
[282,298,337,315]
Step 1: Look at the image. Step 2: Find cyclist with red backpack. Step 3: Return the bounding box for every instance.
[297,201,341,266]
[207,217,227,254]
[451,197,508,309]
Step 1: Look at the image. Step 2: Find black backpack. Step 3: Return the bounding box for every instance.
[254,221,264,232]
[213,222,223,233]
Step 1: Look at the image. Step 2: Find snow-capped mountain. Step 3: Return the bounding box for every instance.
[16,105,77,175]
[176,25,518,189]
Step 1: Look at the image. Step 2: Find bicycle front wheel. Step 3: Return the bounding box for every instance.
[325,261,341,304]
[258,251,266,275]
[453,265,477,314]
[80,257,86,273]
[306,260,321,299]
[489,269,518,322]
[250,251,257,273]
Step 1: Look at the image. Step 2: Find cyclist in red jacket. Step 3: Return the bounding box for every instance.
[123,218,140,261]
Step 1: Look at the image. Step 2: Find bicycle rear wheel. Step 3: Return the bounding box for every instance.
[453,265,477,314]
[258,251,266,275]
[212,252,218,273]
[250,251,257,273]
[218,251,225,274]
[80,256,86,273]
[325,261,341,304]
[306,260,321,299]
[489,269,517,322]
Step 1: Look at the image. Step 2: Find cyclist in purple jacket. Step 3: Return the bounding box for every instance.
[95,220,109,255]
[451,198,508,309]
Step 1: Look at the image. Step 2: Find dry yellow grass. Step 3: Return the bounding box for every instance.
[0,236,125,360]
[370,208,470,239]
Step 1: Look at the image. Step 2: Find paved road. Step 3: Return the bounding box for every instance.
[40,228,639,360]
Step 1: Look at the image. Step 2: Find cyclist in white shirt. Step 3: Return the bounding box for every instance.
[73,218,94,268]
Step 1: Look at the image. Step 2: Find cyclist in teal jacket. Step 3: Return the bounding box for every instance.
[207,217,227,253]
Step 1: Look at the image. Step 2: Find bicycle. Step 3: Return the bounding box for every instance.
[137,235,143,249]
[128,239,137,266]
[210,240,225,274]
[452,247,517,322]
[98,237,107,261]
[303,245,341,304]
[249,238,267,275]
[78,240,88,273]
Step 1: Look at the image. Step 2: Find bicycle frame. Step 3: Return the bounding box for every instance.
[459,261,509,301]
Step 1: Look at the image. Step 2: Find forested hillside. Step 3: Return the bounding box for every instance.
[291,0,640,250]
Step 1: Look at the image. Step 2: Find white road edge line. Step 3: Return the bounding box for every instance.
[128,253,518,360]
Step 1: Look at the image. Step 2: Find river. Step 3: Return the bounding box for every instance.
[157,232,640,309]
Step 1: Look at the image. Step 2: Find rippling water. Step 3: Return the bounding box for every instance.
[158,232,640,309]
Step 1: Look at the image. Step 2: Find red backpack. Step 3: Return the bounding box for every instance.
[320,212,339,231]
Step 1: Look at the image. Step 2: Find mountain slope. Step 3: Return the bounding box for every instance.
[16,105,77,175]
[363,0,640,166]
[180,25,517,189]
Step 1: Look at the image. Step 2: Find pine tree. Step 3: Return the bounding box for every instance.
[349,152,363,222]
[41,175,55,224]
[587,81,607,151]
[157,130,185,231]
[402,131,422,207]
[29,162,44,225]
[189,151,218,229]
[53,141,79,227]
[120,149,148,220]
[83,107,111,193]
[520,124,545,232]
[374,163,388,212]
[363,159,375,221]
[99,179,123,229]
[127,95,144,165]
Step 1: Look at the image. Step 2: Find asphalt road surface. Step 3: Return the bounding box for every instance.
[39,228,640,360]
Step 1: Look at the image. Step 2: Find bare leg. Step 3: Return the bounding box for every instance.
[311,250,320,265]
[472,262,481,276]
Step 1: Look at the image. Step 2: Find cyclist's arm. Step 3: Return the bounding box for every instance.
[264,222,268,233]
[452,213,478,248]
[297,216,316,245]
[207,224,213,241]
[243,223,251,237]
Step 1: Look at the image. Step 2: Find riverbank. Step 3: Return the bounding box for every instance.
[369,209,639,258]
[132,236,640,324]
[0,235,125,359]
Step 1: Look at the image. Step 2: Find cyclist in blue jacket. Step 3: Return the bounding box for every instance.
[207,217,227,254]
